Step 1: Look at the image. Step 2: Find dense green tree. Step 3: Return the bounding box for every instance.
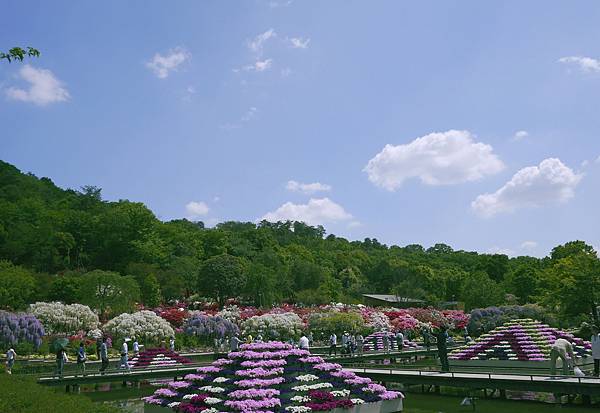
[140,273,162,308]
[198,254,247,305]
[461,271,503,310]
[0,260,36,310]
[78,270,140,318]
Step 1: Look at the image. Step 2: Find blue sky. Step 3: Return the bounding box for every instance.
[2,1,600,257]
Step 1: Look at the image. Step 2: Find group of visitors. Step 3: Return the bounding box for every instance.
[328,332,365,356]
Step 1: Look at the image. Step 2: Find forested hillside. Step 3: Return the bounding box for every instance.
[1,160,598,324]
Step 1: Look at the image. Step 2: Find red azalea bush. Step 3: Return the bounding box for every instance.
[158,307,190,327]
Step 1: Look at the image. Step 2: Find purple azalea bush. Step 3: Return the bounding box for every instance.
[0,311,45,351]
[183,314,239,340]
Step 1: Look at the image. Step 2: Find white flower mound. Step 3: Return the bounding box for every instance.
[103,310,174,342]
[242,312,304,340]
[29,302,99,335]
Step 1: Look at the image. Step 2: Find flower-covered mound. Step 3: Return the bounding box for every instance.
[130,348,192,368]
[362,331,419,352]
[449,318,592,362]
[143,341,403,412]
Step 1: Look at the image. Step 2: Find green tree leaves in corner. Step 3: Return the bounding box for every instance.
[1,47,40,63]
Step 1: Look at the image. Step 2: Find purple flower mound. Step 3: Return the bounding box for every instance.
[449,318,594,362]
[143,340,404,413]
[0,311,45,350]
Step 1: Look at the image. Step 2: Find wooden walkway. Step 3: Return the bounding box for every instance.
[348,367,600,396]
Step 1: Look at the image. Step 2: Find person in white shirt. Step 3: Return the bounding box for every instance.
[5,347,16,374]
[591,325,600,377]
[169,336,175,351]
[120,339,131,371]
[550,338,576,376]
[133,338,140,357]
[329,333,337,356]
[299,335,310,350]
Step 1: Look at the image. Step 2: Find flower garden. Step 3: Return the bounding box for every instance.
[449,318,593,368]
[129,348,192,369]
[143,341,404,413]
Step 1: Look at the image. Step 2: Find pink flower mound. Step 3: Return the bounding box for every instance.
[228,388,281,399]
[235,367,285,377]
[224,397,281,411]
[129,347,192,368]
[380,391,404,400]
[235,377,286,387]
[143,340,404,412]
[240,359,287,368]
[197,365,222,373]
[313,362,342,371]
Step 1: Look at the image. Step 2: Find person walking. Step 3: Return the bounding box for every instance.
[100,337,109,374]
[395,330,404,352]
[299,334,310,350]
[422,326,431,351]
[76,342,86,375]
[96,337,102,360]
[169,336,175,352]
[342,331,351,354]
[133,338,140,357]
[591,326,600,377]
[308,332,314,347]
[120,339,131,372]
[329,332,337,356]
[230,334,242,351]
[349,334,356,356]
[5,347,16,374]
[436,327,450,372]
[356,333,364,355]
[382,332,390,353]
[550,338,576,376]
[55,347,67,378]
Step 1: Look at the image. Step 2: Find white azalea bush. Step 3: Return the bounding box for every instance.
[241,312,304,340]
[216,305,242,325]
[103,310,174,343]
[29,302,99,335]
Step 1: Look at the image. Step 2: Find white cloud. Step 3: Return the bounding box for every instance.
[558,56,600,73]
[185,201,209,218]
[364,130,504,190]
[261,197,352,226]
[513,130,529,141]
[5,65,70,106]
[521,241,538,250]
[472,158,583,218]
[487,246,515,256]
[289,37,310,49]
[243,59,273,72]
[347,220,362,229]
[248,29,276,55]
[286,180,332,194]
[146,47,191,78]
[241,107,258,122]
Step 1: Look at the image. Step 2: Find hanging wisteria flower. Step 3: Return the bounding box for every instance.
[295,374,319,382]
[0,311,45,350]
[183,314,239,340]
[29,302,98,335]
[103,310,174,342]
[241,313,304,340]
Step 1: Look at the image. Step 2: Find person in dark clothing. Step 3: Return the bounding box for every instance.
[99,337,109,374]
[436,327,450,372]
[422,327,431,350]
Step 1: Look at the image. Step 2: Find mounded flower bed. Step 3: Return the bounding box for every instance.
[129,348,192,368]
[362,332,419,352]
[449,318,593,369]
[143,341,404,412]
